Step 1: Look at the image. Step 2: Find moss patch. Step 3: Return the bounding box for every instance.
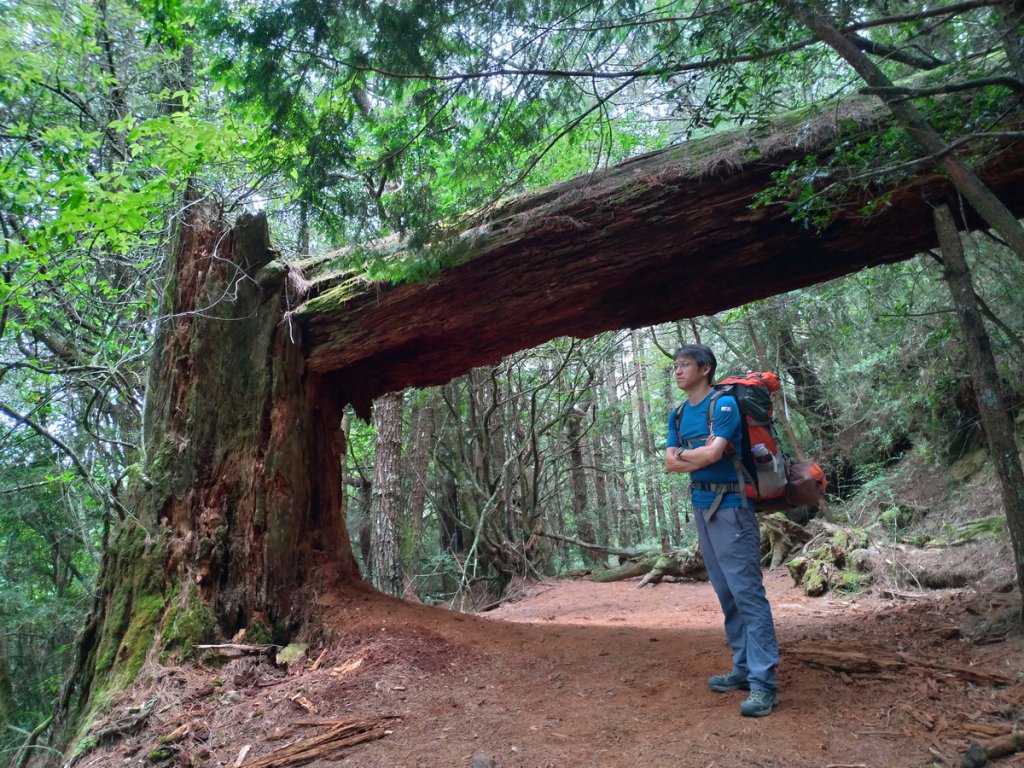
[246,617,273,645]
[161,585,217,661]
[69,522,168,760]
[298,276,374,316]
[94,524,166,679]
[276,643,308,668]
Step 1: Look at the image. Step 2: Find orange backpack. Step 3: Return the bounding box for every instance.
[673,371,827,509]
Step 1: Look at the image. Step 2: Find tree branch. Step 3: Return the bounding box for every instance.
[849,33,946,70]
[0,403,126,519]
[338,0,997,85]
[862,76,1024,98]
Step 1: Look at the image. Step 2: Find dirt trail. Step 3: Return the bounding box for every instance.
[81,567,1024,768]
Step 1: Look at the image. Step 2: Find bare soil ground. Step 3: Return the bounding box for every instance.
[78,559,1023,768]
[75,455,1024,768]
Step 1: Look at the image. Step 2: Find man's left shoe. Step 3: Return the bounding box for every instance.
[739,689,779,717]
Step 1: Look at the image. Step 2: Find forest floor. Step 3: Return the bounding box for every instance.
[75,455,1024,768]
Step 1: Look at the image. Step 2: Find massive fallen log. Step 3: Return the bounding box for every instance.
[294,92,1024,417]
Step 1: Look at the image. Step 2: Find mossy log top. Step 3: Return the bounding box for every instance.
[292,82,1024,418]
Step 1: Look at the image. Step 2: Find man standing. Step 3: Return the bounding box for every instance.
[665,343,780,717]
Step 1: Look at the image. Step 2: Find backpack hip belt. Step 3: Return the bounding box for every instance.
[690,480,747,521]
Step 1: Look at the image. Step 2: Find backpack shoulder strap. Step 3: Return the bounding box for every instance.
[706,388,724,434]
[672,402,685,447]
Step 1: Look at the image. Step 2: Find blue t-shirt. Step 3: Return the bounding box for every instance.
[667,391,744,509]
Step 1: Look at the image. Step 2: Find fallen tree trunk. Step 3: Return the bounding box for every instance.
[591,549,706,585]
[535,530,656,562]
[637,553,707,587]
[295,93,1024,417]
[760,512,813,568]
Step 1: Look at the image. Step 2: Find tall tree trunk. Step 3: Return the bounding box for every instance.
[774,322,830,456]
[0,630,15,730]
[55,200,358,748]
[370,391,404,596]
[622,395,647,543]
[566,404,601,566]
[661,362,685,542]
[582,393,611,546]
[998,0,1024,82]
[787,0,1024,262]
[747,310,811,460]
[630,331,667,538]
[403,395,436,581]
[934,204,1024,621]
[599,358,631,544]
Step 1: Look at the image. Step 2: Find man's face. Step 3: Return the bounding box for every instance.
[674,356,709,391]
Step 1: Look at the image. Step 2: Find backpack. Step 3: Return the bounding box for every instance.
[673,371,827,510]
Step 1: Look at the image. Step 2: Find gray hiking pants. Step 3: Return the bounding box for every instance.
[694,503,779,692]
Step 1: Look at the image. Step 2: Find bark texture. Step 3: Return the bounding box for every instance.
[935,204,1024,620]
[296,99,1024,418]
[370,391,404,596]
[142,205,355,629]
[57,201,358,747]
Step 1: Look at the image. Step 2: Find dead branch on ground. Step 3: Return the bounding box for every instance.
[789,642,1014,686]
[237,718,387,768]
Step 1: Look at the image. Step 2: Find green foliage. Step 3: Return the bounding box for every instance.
[245,617,273,645]
[0,0,271,735]
[834,570,868,593]
[877,504,916,533]
[202,0,845,275]
[0,460,101,733]
[412,552,463,605]
[946,515,1007,543]
[0,0,1022,739]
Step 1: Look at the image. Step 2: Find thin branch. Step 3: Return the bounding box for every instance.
[862,76,1024,98]
[849,33,946,70]
[338,0,997,85]
[843,0,999,32]
[976,289,1024,358]
[0,403,127,518]
[0,479,56,495]
[805,131,1024,196]
[34,79,128,162]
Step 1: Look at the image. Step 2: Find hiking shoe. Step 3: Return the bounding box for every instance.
[740,689,779,717]
[707,670,749,693]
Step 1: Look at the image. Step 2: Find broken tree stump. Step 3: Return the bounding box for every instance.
[760,512,811,568]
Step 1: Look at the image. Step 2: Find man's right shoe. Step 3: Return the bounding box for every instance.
[740,688,779,717]
[707,669,750,692]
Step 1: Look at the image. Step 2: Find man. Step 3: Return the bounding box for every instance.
[665,343,780,717]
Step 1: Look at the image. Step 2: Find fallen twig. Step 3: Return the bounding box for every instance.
[789,642,1014,686]
[237,718,386,768]
[197,643,277,657]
